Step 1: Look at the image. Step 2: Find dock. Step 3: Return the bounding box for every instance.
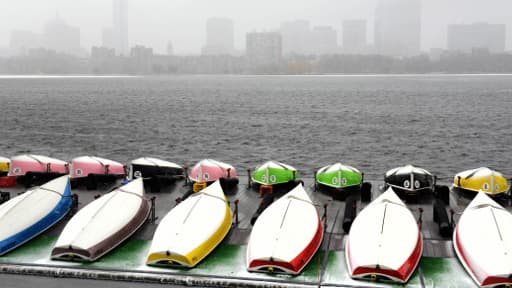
[0,175,480,287]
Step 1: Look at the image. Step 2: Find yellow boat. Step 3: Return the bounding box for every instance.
[452,167,509,196]
[0,157,9,176]
[146,180,232,267]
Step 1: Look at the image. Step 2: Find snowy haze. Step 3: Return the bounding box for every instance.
[0,0,511,54]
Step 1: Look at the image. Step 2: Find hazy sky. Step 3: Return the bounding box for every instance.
[1,0,511,54]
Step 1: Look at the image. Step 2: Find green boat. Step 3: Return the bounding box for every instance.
[251,161,298,186]
[315,163,362,197]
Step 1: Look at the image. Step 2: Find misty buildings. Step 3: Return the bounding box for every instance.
[280,20,338,56]
[342,20,367,54]
[43,16,81,56]
[113,0,129,55]
[10,30,40,55]
[374,0,421,57]
[246,32,282,70]
[280,20,311,56]
[447,23,506,53]
[311,26,338,55]
[202,18,234,55]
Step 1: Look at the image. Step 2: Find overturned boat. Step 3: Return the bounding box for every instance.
[146,180,231,267]
[51,178,149,261]
[9,154,69,186]
[129,157,185,192]
[129,157,184,180]
[452,167,509,198]
[454,192,512,287]
[70,156,125,189]
[345,187,422,283]
[189,159,238,191]
[315,163,362,199]
[384,164,434,197]
[246,184,323,275]
[0,175,72,255]
[251,160,300,191]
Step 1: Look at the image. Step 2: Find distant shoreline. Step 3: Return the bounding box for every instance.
[2,73,512,78]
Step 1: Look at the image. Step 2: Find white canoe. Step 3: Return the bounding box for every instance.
[246,184,323,274]
[454,192,512,287]
[146,180,232,267]
[0,175,72,255]
[345,187,422,283]
[51,178,149,261]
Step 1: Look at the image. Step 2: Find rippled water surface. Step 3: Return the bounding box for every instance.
[0,75,511,181]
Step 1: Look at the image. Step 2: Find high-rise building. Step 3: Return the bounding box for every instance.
[343,20,367,54]
[202,18,234,55]
[374,0,421,57]
[447,23,506,53]
[246,32,282,66]
[10,30,41,55]
[311,26,338,55]
[113,0,129,55]
[280,20,311,56]
[102,28,114,49]
[42,16,81,56]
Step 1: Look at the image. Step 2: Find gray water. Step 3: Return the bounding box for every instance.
[0,74,511,182]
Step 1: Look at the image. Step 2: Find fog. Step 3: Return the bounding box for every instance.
[0,0,511,55]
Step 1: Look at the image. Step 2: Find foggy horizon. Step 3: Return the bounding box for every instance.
[1,0,512,55]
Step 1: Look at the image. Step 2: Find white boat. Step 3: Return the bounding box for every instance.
[453,192,512,287]
[146,180,232,267]
[246,184,323,274]
[345,187,422,283]
[51,178,149,261]
[0,175,72,255]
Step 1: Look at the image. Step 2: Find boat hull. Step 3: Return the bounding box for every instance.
[452,167,509,197]
[251,161,298,186]
[51,178,149,261]
[0,175,72,255]
[453,192,512,287]
[384,165,434,197]
[189,159,237,183]
[345,188,422,283]
[246,184,323,275]
[9,155,68,177]
[70,156,125,179]
[146,181,232,267]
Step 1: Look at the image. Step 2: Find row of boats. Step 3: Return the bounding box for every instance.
[1,154,512,287]
[1,155,510,199]
[0,174,321,274]
[1,171,510,287]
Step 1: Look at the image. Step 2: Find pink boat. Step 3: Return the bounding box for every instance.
[9,154,69,177]
[70,156,125,179]
[9,154,69,186]
[70,156,125,189]
[189,159,238,190]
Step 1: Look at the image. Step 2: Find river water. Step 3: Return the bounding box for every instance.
[0,74,511,182]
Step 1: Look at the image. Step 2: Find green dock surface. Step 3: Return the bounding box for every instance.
[0,234,477,287]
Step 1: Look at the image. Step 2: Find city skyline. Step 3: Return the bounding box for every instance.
[1,0,511,55]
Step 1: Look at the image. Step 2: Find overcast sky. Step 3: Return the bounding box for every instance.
[0,0,511,54]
